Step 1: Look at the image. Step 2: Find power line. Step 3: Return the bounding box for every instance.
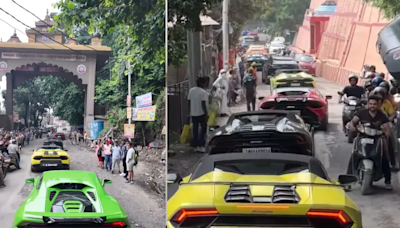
[0,18,59,51]
[0,7,81,54]
[11,0,98,52]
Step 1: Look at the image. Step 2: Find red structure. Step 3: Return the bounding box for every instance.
[294,0,392,85]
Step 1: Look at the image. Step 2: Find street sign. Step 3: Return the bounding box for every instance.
[127,95,131,107]
[126,107,132,119]
[124,124,135,138]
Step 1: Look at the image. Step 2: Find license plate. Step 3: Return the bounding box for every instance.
[361,138,374,144]
[347,106,356,110]
[243,147,272,153]
[41,164,58,167]
[291,83,300,86]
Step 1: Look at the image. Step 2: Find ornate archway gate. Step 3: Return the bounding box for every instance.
[0,13,111,131]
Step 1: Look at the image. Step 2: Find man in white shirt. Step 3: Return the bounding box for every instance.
[187,77,208,152]
[7,140,20,169]
[125,142,135,184]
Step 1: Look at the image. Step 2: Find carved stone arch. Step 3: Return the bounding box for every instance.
[6,62,85,91]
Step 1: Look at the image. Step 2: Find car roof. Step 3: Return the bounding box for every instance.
[37,145,62,150]
[191,153,325,180]
[272,60,298,64]
[42,170,99,187]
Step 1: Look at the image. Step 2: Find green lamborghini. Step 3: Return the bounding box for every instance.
[13,170,129,228]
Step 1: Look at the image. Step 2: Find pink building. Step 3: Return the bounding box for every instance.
[294,0,391,85]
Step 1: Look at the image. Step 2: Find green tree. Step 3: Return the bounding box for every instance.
[362,0,400,18]
[53,0,166,141]
[260,0,310,36]
[13,76,85,127]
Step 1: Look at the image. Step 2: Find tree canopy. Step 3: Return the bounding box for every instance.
[259,0,310,36]
[12,77,84,126]
[363,0,400,19]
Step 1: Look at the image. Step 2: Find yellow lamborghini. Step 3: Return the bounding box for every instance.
[31,145,70,172]
[167,153,361,228]
[270,69,315,91]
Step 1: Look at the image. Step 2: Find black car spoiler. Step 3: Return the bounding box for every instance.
[43,216,106,224]
[275,97,307,102]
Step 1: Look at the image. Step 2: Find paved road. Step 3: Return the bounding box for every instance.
[219,73,400,228]
[0,139,165,228]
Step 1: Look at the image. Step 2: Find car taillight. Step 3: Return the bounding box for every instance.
[171,208,218,227]
[60,156,69,160]
[102,221,127,227]
[33,156,42,160]
[307,209,353,228]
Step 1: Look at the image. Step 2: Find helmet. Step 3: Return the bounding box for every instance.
[371,76,384,86]
[348,74,358,82]
[379,81,390,91]
[373,86,388,97]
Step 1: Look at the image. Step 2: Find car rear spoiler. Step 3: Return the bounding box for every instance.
[275,97,307,102]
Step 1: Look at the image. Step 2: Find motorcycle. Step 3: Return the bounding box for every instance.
[350,123,384,195]
[2,152,19,171]
[339,94,365,143]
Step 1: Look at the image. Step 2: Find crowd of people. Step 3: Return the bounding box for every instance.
[94,138,139,184]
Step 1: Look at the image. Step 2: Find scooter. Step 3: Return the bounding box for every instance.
[350,123,384,195]
[340,95,364,143]
[2,152,19,171]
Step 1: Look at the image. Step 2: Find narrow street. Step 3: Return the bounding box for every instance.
[169,72,400,227]
[0,138,165,228]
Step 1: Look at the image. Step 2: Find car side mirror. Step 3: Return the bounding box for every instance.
[103,179,112,186]
[209,125,220,132]
[338,174,358,186]
[258,96,265,100]
[167,173,182,184]
[325,95,332,100]
[25,178,34,184]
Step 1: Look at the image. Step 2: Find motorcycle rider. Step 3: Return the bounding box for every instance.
[347,94,392,189]
[7,140,20,169]
[339,74,365,103]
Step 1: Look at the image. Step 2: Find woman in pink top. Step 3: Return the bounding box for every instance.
[103,142,112,171]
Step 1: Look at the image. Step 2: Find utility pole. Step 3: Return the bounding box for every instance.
[126,59,132,124]
[222,0,229,70]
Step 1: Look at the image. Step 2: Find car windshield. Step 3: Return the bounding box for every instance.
[230,114,282,127]
[296,55,314,62]
[214,160,309,175]
[271,43,285,48]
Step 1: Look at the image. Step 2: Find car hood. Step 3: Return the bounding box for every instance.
[169,172,352,216]
[21,191,123,215]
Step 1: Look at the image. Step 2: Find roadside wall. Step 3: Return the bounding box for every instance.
[295,0,392,85]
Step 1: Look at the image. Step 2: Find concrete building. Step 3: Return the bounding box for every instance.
[0,11,111,131]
